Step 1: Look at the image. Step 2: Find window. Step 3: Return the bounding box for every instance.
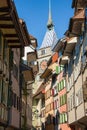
[60,94,67,106]
[54,85,58,95]
[75,88,83,107]
[29,61,37,66]
[8,90,13,107]
[9,50,13,69]
[13,93,17,108]
[22,101,26,115]
[13,63,18,80]
[58,79,66,92]
[67,93,75,111]
[3,39,8,63]
[56,65,64,74]
[60,113,67,124]
[41,50,46,55]
[54,99,58,109]
[17,97,20,110]
[42,98,45,108]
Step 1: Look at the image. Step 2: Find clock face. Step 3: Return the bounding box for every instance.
[40,60,47,71]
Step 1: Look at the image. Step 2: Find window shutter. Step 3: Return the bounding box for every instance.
[52,89,54,96]
[56,66,59,74]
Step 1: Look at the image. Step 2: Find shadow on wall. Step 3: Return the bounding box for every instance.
[45,110,60,130]
[32,126,37,130]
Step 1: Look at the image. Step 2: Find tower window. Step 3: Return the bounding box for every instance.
[41,50,46,55]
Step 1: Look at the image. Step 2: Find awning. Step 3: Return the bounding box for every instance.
[20,63,34,83]
[40,68,52,79]
[33,83,45,99]
[63,37,77,57]
[67,9,85,37]
[52,38,66,52]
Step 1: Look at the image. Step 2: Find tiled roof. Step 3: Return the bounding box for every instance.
[40,28,58,49]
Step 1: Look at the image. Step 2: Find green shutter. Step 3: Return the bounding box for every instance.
[62,114,65,123]
[61,80,63,90]
[56,66,59,74]
[64,113,67,122]
[59,82,61,91]
[63,79,66,87]
[60,114,62,124]
[63,94,67,104]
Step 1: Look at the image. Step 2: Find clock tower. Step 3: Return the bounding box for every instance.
[37,0,58,75]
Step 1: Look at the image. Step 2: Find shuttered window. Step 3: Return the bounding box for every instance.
[60,94,67,106]
[58,79,66,92]
[60,113,67,124]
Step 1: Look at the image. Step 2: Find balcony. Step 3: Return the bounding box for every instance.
[0,0,30,48]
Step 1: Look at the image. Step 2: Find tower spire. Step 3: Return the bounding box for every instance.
[47,0,53,30]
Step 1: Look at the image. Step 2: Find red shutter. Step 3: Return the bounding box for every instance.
[52,89,54,96]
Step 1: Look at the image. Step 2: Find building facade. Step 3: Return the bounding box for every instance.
[0,0,35,130]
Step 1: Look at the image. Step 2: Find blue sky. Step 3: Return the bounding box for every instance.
[14,0,74,48]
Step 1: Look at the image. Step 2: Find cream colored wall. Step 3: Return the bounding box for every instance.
[32,98,42,129]
[26,84,32,129]
[68,108,76,124]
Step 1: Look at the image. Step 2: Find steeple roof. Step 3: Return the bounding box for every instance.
[40,0,58,49]
[40,28,58,49]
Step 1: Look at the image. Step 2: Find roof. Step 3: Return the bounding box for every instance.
[0,0,30,47]
[40,28,58,49]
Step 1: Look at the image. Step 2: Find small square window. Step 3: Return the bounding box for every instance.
[41,50,45,55]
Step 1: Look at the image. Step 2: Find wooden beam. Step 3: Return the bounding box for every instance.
[0,16,11,21]
[0,24,14,28]
[8,43,21,48]
[0,7,9,12]
[7,39,20,43]
[4,34,18,37]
